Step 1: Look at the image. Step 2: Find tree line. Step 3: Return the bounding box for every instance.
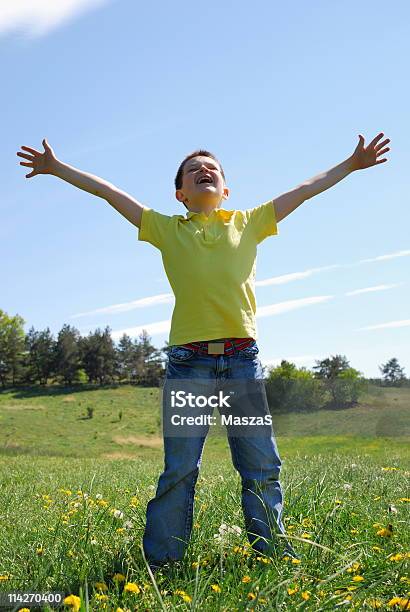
[0,310,407,410]
[0,309,165,388]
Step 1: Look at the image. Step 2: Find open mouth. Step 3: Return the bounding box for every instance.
[197,175,213,185]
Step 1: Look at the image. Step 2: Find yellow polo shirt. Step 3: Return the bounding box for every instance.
[138,200,278,345]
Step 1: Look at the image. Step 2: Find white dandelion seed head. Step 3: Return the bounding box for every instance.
[113,510,124,519]
[95,493,103,500]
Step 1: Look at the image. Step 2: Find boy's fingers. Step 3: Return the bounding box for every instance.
[25,170,36,178]
[375,138,390,150]
[17,151,34,160]
[20,161,33,167]
[369,132,384,148]
[21,145,40,155]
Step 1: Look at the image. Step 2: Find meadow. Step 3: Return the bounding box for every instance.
[0,384,409,611]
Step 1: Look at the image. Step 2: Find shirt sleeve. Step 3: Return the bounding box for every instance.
[138,207,172,251]
[243,200,279,244]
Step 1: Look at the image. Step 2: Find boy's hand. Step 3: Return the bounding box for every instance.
[349,132,390,171]
[16,138,57,178]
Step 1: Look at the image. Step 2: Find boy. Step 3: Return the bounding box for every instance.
[17,133,390,570]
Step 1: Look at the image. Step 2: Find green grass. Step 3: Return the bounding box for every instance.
[0,384,409,610]
[0,384,409,462]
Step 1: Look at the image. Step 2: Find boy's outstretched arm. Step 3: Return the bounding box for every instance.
[272,132,390,223]
[16,139,145,228]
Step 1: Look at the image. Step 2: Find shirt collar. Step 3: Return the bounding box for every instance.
[185,207,231,220]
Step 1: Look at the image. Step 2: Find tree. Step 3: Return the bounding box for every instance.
[379,358,406,387]
[312,354,350,379]
[0,309,26,388]
[117,333,135,382]
[79,326,117,385]
[133,330,164,386]
[24,326,56,385]
[54,324,82,385]
[265,360,325,412]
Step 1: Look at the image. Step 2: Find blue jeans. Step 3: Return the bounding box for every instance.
[143,340,298,567]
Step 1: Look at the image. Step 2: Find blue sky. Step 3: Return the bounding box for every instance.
[2,0,409,378]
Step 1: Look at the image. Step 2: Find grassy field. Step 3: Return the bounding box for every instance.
[0,384,409,611]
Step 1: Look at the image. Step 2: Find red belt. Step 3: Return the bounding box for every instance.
[180,337,255,356]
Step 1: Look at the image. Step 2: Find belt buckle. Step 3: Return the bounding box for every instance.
[208,341,225,355]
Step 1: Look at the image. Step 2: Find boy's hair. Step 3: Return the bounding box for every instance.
[174,149,226,210]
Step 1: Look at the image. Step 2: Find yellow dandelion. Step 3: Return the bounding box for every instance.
[259,597,267,604]
[116,528,125,534]
[247,592,256,600]
[377,525,393,537]
[398,498,410,502]
[97,499,109,507]
[63,594,81,611]
[352,575,365,582]
[113,573,126,582]
[287,586,299,595]
[387,596,410,609]
[374,496,381,500]
[0,575,11,581]
[192,561,199,569]
[301,591,311,600]
[335,499,343,504]
[389,553,405,562]
[372,546,382,552]
[347,562,362,573]
[367,599,383,609]
[211,584,221,593]
[181,593,192,603]
[400,577,410,584]
[301,532,312,539]
[194,522,200,528]
[67,550,75,558]
[116,608,125,612]
[94,582,108,591]
[347,586,358,591]
[95,594,108,601]
[319,590,326,597]
[242,575,251,583]
[123,582,140,594]
[17,609,30,612]
[351,528,358,534]
[36,547,44,555]
[292,558,301,564]
[382,467,399,471]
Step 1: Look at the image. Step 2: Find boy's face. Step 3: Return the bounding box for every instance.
[175,155,230,212]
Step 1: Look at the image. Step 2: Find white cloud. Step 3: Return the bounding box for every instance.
[358,319,410,331]
[255,265,341,287]
[345,282,404,296]
[110,319,172,342]
[256,295,333,317]
[358,249,410,264]
[70,293,174,318]
[0,0,109,37]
